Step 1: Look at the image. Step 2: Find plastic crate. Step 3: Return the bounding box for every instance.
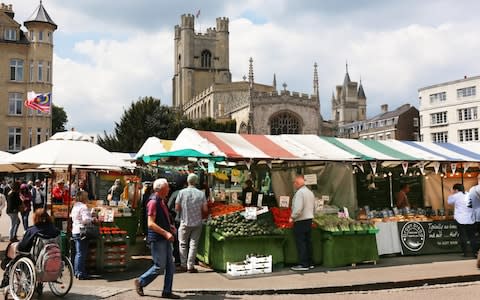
[226,262,253,276]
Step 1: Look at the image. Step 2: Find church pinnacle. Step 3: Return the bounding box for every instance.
[248,57,254,88]
[343,61,351,85]
[313,62,319,96]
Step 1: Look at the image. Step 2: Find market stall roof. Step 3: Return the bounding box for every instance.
[135,137,173,159]
[321,137,480,162]
[8,131,132,170]
[171,128,360,161]
[142,149,225,163]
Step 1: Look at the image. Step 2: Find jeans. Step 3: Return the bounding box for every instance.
[72,233,89,278]
[138,239,174,293]
[8,213,20,240]
[178,223,202,269]
[456,222,478,256]
[293,219,313,267]
[21,210,30,231]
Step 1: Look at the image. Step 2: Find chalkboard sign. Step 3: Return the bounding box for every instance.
[397,221,461,255]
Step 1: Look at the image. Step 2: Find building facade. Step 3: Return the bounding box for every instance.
[418,76,479,143]
[173,14,322,135]
[0,2,56,152]
[338,104,419,141]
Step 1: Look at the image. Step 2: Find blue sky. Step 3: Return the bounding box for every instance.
[10,0,480,135]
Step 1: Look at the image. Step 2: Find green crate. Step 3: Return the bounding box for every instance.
[209,233,285,272]
[282,228,323,265]
[322,232,378,267]
[196,224,211,264]
[114,216,138,245]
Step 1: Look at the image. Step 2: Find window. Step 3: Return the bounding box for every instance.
[413,117,419,127]
[47,31,52,43]
[8,93,23,115]
[28,128,32,147]
[413,132,419,141]
[36,128,42,145]
[30,30,35,41]
[45,128,50,141]
[270,112,301,135]
[29,60,34,82]
[201,50,212,68]
[457,86,476,98]
[46,61,51,82]
[429,92,446,103]
[430,111,447,125]
[10,59,24,81]
[38,61,43,81]
[8,128,22,152]
[38,31,43,41]
[458,128,479,142]
[458,107,478,121]
[4,28,16,40]
[386,133,391,140]
[377,134,383,140]
[432,132,448,143]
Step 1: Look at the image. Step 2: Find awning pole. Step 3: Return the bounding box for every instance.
[441,174,445,211]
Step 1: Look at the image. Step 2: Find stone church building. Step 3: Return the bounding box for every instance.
[172,14,367,136]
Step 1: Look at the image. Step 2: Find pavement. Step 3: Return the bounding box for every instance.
[1,237,479,299]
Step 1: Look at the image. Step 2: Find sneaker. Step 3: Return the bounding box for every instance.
[309,265,315,269]
[290,265,309,271]
[134,279,144,297]
[161,292,181,299]
[187,268,198,273]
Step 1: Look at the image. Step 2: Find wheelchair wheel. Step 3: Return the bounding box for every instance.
[48,256,73,297]
[7,257,36,300]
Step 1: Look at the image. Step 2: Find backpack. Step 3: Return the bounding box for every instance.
[35,238,62,282]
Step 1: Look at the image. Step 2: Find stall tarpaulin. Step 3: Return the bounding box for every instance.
[134,137,173,160]
[171,128,360,161]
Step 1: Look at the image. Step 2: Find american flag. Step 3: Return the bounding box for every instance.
[24,91,52,113]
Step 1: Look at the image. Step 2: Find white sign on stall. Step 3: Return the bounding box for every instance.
[245,207,257,220]
[279,196,290,208]
[245,192,252,205]
[304,174,317,185]
[321,195,330,203]
[257,194,263,207]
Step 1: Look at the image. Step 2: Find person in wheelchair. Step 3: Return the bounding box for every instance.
[1,208,60,288]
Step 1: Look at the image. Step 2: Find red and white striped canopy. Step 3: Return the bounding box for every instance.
[172,128,359,161]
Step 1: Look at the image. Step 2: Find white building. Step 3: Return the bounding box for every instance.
[418,76,479,143]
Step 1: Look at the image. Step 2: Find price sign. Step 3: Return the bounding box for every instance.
[304,174,317,185]
[257,194,263,207]
[321,195,330,203]
[279,196,290,208]
[245,192,252,205]
[315,198,324,211]
[245,207,257,220]
[231,192,238,202]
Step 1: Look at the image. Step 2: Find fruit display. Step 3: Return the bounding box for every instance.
[270,207,293,228]
[207,211,280,237]
[314,214,377,233]
[208,202,244,217]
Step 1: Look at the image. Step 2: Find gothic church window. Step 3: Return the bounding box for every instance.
[270,112,301,135]
[201,50,212,68]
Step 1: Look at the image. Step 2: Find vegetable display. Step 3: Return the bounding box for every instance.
[270,207,293,228]
[207,211,280,237]
[314,214,377,233]
[208,202,244,217]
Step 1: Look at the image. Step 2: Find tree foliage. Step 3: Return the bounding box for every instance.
[97,96,236,152]
[52,104,68,134]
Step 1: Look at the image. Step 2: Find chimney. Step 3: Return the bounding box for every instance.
[381,104,388,113]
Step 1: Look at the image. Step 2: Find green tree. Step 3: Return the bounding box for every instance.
[97,96,236,152]
[52,104,68,134]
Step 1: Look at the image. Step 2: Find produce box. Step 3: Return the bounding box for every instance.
[322,232,379,267]
[282,227,323,265]
[196,224,211,264]
[209,233,285,272]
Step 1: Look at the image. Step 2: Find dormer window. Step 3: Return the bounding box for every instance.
[201,50,212,68]
[4,28,16,41]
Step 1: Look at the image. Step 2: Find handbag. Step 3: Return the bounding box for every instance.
[81,224,100,240]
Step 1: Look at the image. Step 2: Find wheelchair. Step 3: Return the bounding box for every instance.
[2,235,73,300]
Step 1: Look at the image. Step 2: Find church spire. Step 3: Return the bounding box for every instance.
[273,73,277,90]
[357,77,366,99]
[248,57,254,88]
[343,60,351,85]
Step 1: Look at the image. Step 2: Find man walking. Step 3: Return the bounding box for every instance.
[31,179,46,210]
[134,178,180,299]
[175,173,208,273]
[289,174,315,271]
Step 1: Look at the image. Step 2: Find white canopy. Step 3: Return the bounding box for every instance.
[9,131,131,170]
[135,137,173,159]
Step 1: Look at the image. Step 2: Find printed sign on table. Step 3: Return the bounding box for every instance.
[304,174,317,185]
[279,196,290,208]
[257,194,263,207]
[245,192,252,205]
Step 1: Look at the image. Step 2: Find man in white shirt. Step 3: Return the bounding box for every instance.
[289,174,315,271]
[31,179,45,210]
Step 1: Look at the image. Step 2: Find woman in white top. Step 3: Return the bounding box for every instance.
[70,191,93,279]
[447,183,478,257]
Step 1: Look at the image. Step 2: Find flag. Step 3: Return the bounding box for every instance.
[24,91,52,113]
[196,9,200,18]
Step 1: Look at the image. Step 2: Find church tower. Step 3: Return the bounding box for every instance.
[331,64,367,126]
[172,14,231,109]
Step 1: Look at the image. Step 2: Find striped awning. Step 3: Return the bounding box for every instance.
[171,128,360,161]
